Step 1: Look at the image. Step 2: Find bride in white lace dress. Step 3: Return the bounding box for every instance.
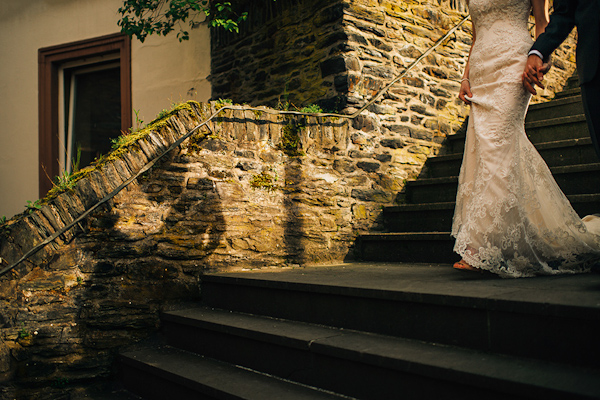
[452,0,600,277]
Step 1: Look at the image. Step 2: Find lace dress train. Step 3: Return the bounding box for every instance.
[451,0,600,277]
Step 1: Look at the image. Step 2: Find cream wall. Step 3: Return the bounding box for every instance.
[0,0,211,218]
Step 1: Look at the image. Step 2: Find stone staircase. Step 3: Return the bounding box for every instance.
[355,74,600,262]
[119,76,600,399]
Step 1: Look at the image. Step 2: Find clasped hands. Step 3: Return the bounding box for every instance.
[459,55,551,105]
[523,55,552,95]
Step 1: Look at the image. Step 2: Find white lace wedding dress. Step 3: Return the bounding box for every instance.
[451,0,600,277]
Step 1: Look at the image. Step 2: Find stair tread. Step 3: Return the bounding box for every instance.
[359,231,452,238]
[433,137,594,160]
[525,114,587,129]
[388,194,600,212]
[407,163,600,186]
[528,95,582,111]
[162,307,600,398]
[121,346,347,400]
[555,88,581,98]
[386,202,456,211]
[204,263,600,316]
[533,136,592,149]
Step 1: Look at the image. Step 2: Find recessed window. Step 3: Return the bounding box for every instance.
[59,57,122,173]
[39,34,131,196]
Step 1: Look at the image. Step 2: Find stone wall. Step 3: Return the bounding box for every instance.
[0,100,440,396]
[211,0,346,109]
[211,0,578,144]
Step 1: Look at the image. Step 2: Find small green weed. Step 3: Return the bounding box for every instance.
[278,122,305,157]
[53,147,82,192]
[215,98,233,110]
[25,200,42,214]
[51,377,69,389]
[250,171,280,192]
[18,324,30,340]
[299,104,323,114]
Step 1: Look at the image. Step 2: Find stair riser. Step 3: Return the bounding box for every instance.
[427,144,597,179]
[405,182,457,204]
[554,169,600,195]
[526,100,584,123]
[121,361,218,400]
[535,144,598,168]
[384,208,455,232]
[407,169,598,204]
[563,77,580,91]
[355,237,456,263]
[384,199,600,232]
[200,278,600,368]
[555,89,581,99]
[425,159,462,179]
[526,121,589,143]
[444,136,466,155]
[162,320,528,400]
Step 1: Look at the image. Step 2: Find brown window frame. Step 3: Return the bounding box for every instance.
[38,33,131,197]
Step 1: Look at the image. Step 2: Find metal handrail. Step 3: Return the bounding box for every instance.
[0,12,471,277]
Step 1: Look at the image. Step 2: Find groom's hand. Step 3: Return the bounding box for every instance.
[523,55,546,95]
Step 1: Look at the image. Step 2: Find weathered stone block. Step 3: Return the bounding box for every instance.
[380,137,406,149]
[351,188,393,203]
[356,161,381,172]
[320,56,347,78]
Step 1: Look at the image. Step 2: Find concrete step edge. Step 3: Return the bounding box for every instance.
[202,263,600,317]
[534,137,593,150]
[406,163,600,187]
[528,95,582,112]
[525,114,587,129]
[386,194,600,212]
[160,308,600,399]
[555,88,581,98]
[434,137,593,160]
[121,346,348,400]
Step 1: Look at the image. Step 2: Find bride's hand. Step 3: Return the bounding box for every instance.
[459,79,473,105]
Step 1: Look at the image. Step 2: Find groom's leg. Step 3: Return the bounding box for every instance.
[580,72,600,159]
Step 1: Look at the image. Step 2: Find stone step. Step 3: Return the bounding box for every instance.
[441,131,466,155]
[526,95,584,123]
[563,73,581,91]
[120,345,346,400]
[424,137,596,179]
[405,163,600,204]
[555,87,581,99]
[355,232,456,263]
[534,137,597,167]
[158,306,600,400]
[444,114,590,156]
[200,264,600,369]
[404,176,458,204]
[384,202,456,232]
[383,194,600,232]
[526,114,589,143]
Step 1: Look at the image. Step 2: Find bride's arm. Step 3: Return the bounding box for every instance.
[459,25,475,105]
[523,0,550,94]
[531,0,549,39]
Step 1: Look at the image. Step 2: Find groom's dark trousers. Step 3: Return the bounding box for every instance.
[531,0,600,158]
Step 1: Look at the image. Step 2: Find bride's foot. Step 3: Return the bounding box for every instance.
[453,259,479,271]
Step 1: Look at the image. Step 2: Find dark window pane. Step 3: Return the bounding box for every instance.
[72,67,121,168]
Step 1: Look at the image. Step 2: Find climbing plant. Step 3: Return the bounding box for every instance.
[118,0,276,42]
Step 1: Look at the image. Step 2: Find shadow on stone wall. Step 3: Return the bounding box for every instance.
[283,159,306,265]
[3,149,227,397]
